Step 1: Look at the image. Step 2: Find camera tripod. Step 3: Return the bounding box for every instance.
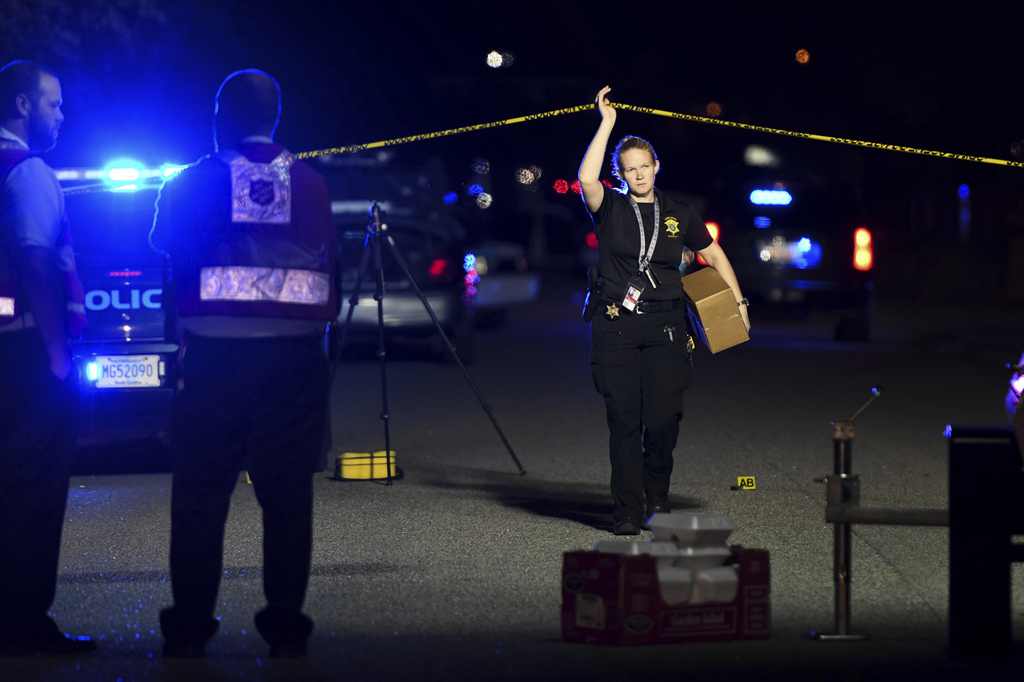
[331,202,526,483]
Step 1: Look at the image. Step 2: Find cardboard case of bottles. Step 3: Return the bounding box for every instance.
[561,546,770,645]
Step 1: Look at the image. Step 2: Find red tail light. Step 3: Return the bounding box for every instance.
[428,257,451,282]
[853,227,873,271]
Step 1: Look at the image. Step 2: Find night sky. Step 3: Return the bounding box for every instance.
[6,2,1024,241]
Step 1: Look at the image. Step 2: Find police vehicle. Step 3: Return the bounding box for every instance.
[60,164,181,447]
[701,145,876,342]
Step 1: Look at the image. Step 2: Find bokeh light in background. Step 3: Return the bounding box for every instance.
[553,179,569,194]
[516,167,536,184]
[486,51,514,68]
[515,165,543,192]
[476,193,493,208]
[796,49,810,64]
[472,157,490,174]
[706,102,722,117]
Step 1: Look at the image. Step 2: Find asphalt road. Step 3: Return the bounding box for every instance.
[4,274,1024,681]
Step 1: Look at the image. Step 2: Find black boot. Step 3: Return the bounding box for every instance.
[254,606,313,658]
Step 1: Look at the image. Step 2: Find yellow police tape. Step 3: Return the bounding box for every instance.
[295,101,1024,169]
[293,103,596,159]
[609,102,1024,169]
[64,101,1023,196]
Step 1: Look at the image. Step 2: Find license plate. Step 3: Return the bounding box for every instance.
[93,355,162,388]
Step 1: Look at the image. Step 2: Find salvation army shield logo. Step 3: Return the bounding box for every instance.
[248,178,276,206]
[225,150,295,224]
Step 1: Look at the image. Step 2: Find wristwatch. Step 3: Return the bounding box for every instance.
[737,298,749,308]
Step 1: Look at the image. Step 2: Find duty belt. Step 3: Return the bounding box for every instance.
[601,295,681,315]
[633,298,682,314]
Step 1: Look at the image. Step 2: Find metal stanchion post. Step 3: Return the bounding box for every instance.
[814,420,868,641]
[813,387,884,641]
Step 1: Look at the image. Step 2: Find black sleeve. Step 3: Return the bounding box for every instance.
[590,184,617,226]
[682,204,713,251]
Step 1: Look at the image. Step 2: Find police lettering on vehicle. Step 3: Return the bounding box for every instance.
[85,289,161,311]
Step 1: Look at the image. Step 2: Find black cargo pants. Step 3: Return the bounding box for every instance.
[590,305,691,522]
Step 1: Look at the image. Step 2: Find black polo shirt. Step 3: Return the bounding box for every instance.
[590,184,712,301]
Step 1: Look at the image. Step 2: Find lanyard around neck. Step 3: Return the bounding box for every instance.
[628,194,659,274]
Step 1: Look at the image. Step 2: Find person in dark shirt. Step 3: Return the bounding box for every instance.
[0,59,94,657]
[578,85,750,535]
[151,69,336,659]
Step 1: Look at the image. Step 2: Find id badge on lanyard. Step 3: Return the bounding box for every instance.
[619,196,660,312]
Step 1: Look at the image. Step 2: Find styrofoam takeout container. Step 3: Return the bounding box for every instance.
[647,513,736,546]
[591,540,683,568]
[672,545,733,571]
[657,566,694,605]
[690,565,739,604]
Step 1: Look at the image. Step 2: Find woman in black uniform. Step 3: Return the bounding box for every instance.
[579,86,750,535]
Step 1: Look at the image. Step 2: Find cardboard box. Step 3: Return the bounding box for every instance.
[561,546,770,645]
[681,268,749,354]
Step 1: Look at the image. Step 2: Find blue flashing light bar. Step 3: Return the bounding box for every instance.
[55,162,187,192]
[108,167,140,182]
[749,189,792,205]
[753,216,771,228]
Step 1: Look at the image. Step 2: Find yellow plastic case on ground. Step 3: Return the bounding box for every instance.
[334,451,398,480]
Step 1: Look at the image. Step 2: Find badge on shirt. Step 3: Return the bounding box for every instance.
[604,303,620,320]
[664,217,680,237]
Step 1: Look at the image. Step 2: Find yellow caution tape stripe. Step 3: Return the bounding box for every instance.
[294,103,596,160]
[299,101,1024,169]
[64,101,1022,196]
[610,102,1024,169]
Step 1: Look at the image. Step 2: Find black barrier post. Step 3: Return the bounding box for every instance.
[813,419,868,641]
[947,424,1024,656]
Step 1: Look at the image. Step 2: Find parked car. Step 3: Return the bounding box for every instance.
[332,200,477,363]
[324,154,539,362]
[469,240,540,329]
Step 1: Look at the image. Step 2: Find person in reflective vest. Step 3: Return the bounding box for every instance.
[0,59,95,657]
[150,69,337,659]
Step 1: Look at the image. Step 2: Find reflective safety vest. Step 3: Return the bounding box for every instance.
[170,143,336,322]
[0,140,87,334]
